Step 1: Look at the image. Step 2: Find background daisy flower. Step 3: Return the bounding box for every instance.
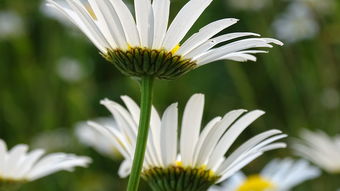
[0,139,91,191]
[293,129,340,174]
[209,158,321,191]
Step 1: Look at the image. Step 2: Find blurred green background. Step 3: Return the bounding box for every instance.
[0,0,339,190]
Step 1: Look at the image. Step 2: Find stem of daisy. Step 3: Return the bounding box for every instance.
[127,76,154,191]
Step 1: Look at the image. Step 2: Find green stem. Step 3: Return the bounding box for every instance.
[127,76,154,191]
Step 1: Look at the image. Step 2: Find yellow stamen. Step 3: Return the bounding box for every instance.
[236,175,276,191]
[175,161,183,167]
[171,44,180,54]
[85,4,97,20]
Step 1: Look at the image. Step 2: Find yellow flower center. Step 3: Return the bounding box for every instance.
[236,175,276,191]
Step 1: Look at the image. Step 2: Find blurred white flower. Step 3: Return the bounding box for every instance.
[0,139,91,183]
[31,128,73,152]
[56,57,87,82]
[87,94,286,190]
[0,11,24,40]
[209,158,320,191]
[295,0,335,14]
[293,129,340,173]
[75,118,122,159]
[320,88,340,109]
[273,2,319,44]
[227,0,271,11]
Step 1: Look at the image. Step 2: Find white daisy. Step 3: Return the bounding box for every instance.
[0,138,91,190]
[272,2,319,44]
[75,117,122,159]
[293,129,340,173]
[209,158,321,191]
[46,0,282,80]
[87,94,287,190]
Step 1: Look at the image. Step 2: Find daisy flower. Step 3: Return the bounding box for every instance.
[293,129,340,173]
[0,139,91,190]
[75,117,122,159]
[86,94,287,190]
[209,158,321,191]
[46,0,282,80]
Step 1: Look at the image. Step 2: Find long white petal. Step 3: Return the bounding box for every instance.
[180,94,204,166]
[135,0,153,47]
[207,110,265,169]
[160,103,178,166]
[195,109,247,166]
[88,0,128,49]
[152,0,170,49]
[46,0,107,52]
[108,0,140,47]
[186,32,260,59]
[177,18,238,56]
[66,0,111,50]
[162,0,213,50]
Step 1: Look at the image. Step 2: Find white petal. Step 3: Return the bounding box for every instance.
[88,0,128,49]
[152,0,170,49]
[177,18,238,56]
[108,0,140,47]
[196,38,280,65]
[195,109,247,166]
[121,95,140,124]
[66,0,111,51]
[160,103,178,166]
[135,0,153,47]
[180,94,204,166]
[5,144,28,177]
[162,0,213,50]
[28,154,91,180]
[0,139,7,174]
[118,159,132,178]
[207,110,265,169]
[192,116,222,165]
[46,0,107,52]
[186,32,260,59]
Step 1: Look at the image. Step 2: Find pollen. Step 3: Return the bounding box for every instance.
[171,44,181,54]
[85,4,97,20]
[236,175,276,191]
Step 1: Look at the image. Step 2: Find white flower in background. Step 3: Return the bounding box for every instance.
[75,118,122,159]
[0,139,91,189]
[47,0,282,80]
[56,57,87,82]
[227,0,271,11]
[209,158,320,191]
[295,0,335,14]
[293,129,340,173]
[273,2,319,44]
[320,88,340,110]
[0,11,24,40]
[87,94,287,190]
[31,128,73,152]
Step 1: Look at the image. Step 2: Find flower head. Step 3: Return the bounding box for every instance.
[86,94,286,190]
[209,158,321,191]
[0,139,91,189]
[293,129,340,173]
[47,0,282,80]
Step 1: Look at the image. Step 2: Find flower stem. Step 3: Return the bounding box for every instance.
[127,76,154,191]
